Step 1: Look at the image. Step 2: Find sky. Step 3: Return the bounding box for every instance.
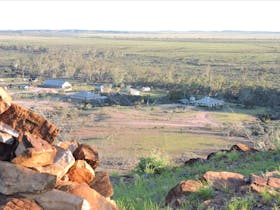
[1,1,280,32]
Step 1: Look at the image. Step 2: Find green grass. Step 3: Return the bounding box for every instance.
[112,149,280,210]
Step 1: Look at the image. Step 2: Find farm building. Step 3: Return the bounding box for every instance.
[120,87,141,96]
[129,88,141,96]
[195,96,224,108]
[44,79,72,90]
[141,87,151,92]
[69,91,107,103]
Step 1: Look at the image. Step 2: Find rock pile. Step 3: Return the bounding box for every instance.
[166,143,280,209]
[0,87,118,210]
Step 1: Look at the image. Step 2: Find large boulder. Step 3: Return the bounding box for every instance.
[0,161,56,195]
[58,183,119,210]
[0,87,12,114]
[12,133,57,168]
[67,160,95,184]
[0,104,59,144]
[2,198,42,210]
[35,189,90,210]
[203,171,245,192]
[90,171,114,198]
[36,146,75,180]
[73,144,99,169]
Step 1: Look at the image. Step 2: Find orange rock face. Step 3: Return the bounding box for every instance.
[203,171,245,192]
[90,171,114,198]
[12,133,57,168]
[67,160,95,184]
[0,104,59,144]
[0,87,12,115]
[2,198,42,210]
[73,144,99,169]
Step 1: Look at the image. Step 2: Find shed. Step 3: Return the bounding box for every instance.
[129,88,141,96]
[195,96,224,108]
[44,79,72,90]
[69,91,107,103]
[141,87,151,92]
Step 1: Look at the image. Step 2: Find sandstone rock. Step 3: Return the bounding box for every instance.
[36,147,75,180]
[268,177,280,189]
[165,180,203,207]
[73,144,99,169]
[57,140,79,153]
[202,171,245,192]
[67,160,95,184]
[12,133,57,168]
[249,174,268,186]
[230,143,258,153]
[90,171,114,198]
[0,131,15,144]
[35,189,90,210]
[0,104,59,144]
[2,198,42,210]
[58,183,119,210]
[0,87,12,114]
[0,161,56,195]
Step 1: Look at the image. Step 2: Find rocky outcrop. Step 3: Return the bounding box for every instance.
[0,89,118,210]
[0,104,59,144]
[0,161,56,195]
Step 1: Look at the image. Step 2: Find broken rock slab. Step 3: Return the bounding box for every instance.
[34,189,90,210]
[0,161,56,195]
[2,198,42,210]
[67,160,95,184]
[36,146,75,181]
[0,104,59,144]
[73,144,99,169]
[58,182,119,210]
[0,87,12,115]
[90,171,114,198]
[12,133,57,168]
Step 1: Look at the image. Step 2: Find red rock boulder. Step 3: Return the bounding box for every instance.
[67,160,95,184]
[0,87,12,115]
[90,171,114,198]
[2,198,42,210]
[73,144,99,169]
[0,104,59,144]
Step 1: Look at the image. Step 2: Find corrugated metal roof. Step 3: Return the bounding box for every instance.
[196,96,224,107]
[44,79,68,87]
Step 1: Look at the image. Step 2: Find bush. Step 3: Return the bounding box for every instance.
[134,153,169,175]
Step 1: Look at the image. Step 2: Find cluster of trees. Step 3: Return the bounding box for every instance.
[0,40,279,108]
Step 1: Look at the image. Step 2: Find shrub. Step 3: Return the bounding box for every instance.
[134,152,169,175]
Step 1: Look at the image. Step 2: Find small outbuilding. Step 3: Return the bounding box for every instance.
[195,96,224,108]
[69,91,107,103]
[141,87,151,92]
[44,79,72,90]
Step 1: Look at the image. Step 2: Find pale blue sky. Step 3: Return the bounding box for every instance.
[1,1,280,31]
